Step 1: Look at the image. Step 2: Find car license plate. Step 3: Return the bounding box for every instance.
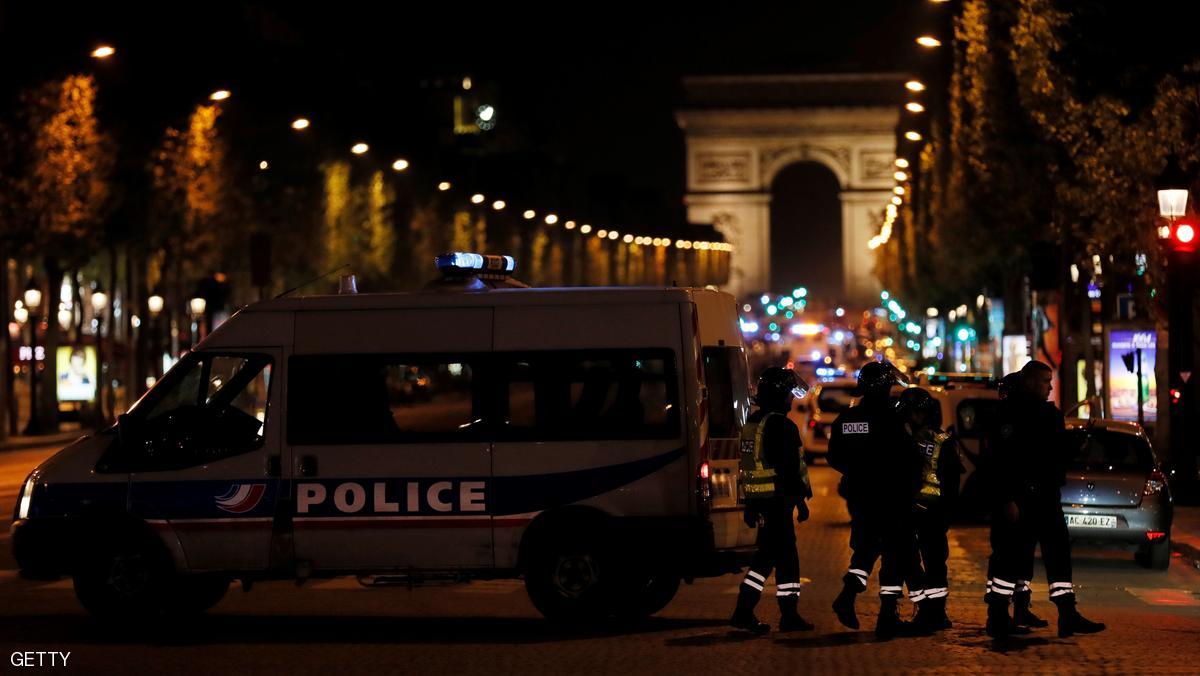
[1066,514,1117,529]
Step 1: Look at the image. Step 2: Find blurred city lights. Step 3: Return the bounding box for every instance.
[492,200,506,211]
[580,224,592,234]
[906,102,925,113]
[544,214,558,225]
[905,131,923,141]
[916,36,942,47]
[470,193,485,204]
[209,90,231,101]
[438,182,452,191]
[258,160,269,170]
[91,45,115,59]
[391,159,410,172]
[905,80,926,92]
[523,209,536,219]
[291,117,310,130]
[351,142,369,154]
[894,171,908,181]
[895,158,910,168]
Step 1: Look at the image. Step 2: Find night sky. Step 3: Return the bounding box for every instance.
[0,1,928,283]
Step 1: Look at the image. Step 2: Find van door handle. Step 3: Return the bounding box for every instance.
[299,455,318,477]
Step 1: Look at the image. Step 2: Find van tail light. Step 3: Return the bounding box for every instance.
[1144,469,1166,496]
[697,461,712,515]
[1146,531,1167,541]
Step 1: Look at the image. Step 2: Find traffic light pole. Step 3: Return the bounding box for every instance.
[1167,248,1197,493]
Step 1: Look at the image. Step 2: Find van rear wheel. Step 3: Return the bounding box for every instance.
[613,573,680,619]
[524,533,613,622]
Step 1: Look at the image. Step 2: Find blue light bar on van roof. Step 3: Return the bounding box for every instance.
[435,252,517,275]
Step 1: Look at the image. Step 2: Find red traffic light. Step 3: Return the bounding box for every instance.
[1171,223,1197,252]
[1178,223,1196,243]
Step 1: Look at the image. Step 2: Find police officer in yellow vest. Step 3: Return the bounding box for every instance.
[730,367,814,634]
[897,387,964,631]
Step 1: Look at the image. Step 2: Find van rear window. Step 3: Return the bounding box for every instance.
[702,346,749,438]
[500,349,680,441]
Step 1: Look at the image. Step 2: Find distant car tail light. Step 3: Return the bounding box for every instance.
[1144,469,1166,496]
[1146,531,1167,541]
[808,419,818,429]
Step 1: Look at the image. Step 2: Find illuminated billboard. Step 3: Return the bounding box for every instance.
[1107,329,1157,423]
[56,346,97,403]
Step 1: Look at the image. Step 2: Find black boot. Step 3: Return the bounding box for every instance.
[1013,590,1049,628]
[914,597,951,631]
[730,585,770,634]
[875,596,907,640]
[832,581,861,630]
[1053,596,1106,638]
[778,595,814,632]
[985,594,1014,638]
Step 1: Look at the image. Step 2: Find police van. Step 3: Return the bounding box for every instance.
[12,253,756,620]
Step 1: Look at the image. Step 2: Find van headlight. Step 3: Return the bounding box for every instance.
[17,476,35,520]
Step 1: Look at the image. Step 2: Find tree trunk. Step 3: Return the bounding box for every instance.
[38,256,62,433]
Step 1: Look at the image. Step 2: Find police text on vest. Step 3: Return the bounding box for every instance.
[842,422,870,434]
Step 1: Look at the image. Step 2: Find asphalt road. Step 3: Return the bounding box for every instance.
[2,445,1199,674]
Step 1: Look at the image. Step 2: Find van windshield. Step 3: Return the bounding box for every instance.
[703,346,750,438]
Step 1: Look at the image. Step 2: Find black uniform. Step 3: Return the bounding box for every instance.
[740,410,809,603]
[828,396,923,600]
[984,394,1074,603]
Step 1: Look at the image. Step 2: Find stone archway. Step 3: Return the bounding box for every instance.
[677,73,901,303]
[770,161,843,299]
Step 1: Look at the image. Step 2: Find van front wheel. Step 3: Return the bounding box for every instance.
[73,533,173,619]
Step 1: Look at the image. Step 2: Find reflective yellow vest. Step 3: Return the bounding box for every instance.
[916,428,951,506]
[739,413,810,502]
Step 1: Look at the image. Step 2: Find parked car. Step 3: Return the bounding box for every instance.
[1061,418,1173,569]
[793,378,858,460]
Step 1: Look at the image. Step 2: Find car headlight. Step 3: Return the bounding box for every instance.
[17,476,35,520]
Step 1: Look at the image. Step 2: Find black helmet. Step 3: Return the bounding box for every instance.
[997,372,1021,400]
[853,361,904,397]
[898,387,942,428]
[755,367,810,409]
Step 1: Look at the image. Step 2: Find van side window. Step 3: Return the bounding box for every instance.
[288,355,483,444]
[124,353,273,470]
[500,349,680,441]
[702,346,750,438]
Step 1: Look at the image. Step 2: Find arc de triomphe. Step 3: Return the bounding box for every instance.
[677,74,902,304]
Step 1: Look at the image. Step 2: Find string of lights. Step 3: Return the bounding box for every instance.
[83,43,735,259]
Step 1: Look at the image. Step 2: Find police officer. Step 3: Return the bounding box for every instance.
[730,367,815,634]
[827,361,923,639]
[987,372,1050,630]
[897,387,964,631]
[984,361,1106,638]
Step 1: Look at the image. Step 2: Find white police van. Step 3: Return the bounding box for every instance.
[12,253,755,620]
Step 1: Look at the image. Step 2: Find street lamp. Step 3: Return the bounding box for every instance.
[22,278,43,434]
[209,89,231,102]
[90,45,115,59]
[916,36,942,48]
[291,117,310,131]
[147,292,164,317]
[189,296,207,346]
[391,159,409,172]
[351,142,369,155]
